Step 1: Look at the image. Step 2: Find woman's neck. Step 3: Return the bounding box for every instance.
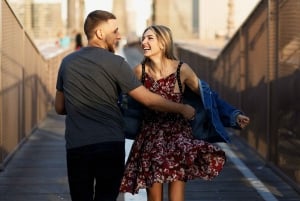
[147,58,176,79]
[148,57,169,70]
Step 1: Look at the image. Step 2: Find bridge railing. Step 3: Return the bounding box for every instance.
[176,0,300,191]
[0,0,71,169]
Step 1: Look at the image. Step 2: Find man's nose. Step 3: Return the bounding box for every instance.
[116,32,121,40]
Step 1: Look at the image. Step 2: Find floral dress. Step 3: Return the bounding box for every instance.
[119,68,226,195]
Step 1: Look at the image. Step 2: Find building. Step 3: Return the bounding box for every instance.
[7,0,65,40]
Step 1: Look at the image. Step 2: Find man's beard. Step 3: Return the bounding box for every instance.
[108,45,115,53]
[106,40,115,53]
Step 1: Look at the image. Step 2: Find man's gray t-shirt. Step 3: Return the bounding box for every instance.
[56,47,142,149]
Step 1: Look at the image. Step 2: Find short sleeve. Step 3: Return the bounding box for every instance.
[115,59,142,93]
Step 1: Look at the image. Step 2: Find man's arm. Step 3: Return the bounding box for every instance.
[128,85,195,120]
[55,90,67,115]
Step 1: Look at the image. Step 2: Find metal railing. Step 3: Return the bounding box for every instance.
[0,0,71,169]
[176,0,300,191]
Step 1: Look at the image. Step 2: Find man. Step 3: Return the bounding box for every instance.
[55,10,195,201]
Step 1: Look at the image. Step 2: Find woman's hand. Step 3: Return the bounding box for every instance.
[237,114,250,129]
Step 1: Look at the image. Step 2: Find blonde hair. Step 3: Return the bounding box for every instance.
[142,25,177,63]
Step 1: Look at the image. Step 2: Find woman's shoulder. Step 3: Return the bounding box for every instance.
[178,61,199,89]
[177,61,194,75]
[133,63,142,71]
[178,61,191,69]
[133,63,143,79]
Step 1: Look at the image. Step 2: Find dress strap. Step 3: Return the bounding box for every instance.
[176,61,183,94]
[141,63,146,85]
[142,61,183,91]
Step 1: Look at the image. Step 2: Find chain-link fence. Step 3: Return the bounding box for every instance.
[176,0,300,191]
[0,0,71,169]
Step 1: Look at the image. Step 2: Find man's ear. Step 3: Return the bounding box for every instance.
[95,29,103,39]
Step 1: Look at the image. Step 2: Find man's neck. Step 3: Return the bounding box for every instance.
[88,40,107,49]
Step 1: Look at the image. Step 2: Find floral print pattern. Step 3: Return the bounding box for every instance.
[120,72,226,194]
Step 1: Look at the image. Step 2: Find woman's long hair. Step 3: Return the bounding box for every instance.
[142,25,177,64]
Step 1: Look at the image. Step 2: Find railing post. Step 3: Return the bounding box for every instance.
[267,0,279,163]
[0,0,4,170]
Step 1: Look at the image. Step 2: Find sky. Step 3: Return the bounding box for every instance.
[31,0,113,20]
[84,0,113,16]
[84,0,151,36]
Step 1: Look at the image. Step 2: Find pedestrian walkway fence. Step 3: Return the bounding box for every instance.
[0,1,71,169]
[176,0,300,191]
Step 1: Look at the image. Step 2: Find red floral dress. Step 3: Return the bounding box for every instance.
[119,71,226,194]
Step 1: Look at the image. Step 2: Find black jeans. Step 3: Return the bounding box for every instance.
[66,142,125,201]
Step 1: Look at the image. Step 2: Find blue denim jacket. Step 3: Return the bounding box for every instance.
[120,79,242,142]
[184,80,242,143]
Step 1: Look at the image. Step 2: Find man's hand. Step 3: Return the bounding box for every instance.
[237,114,250,128]
[181,104,196,120]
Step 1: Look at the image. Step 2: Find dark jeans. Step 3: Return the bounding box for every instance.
[66,141,125,201]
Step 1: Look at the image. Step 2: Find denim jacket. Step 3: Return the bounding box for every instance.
[120,79,243,142]
[184,79,242,143]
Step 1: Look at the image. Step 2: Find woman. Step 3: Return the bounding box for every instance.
[75,32,83,50]
[120,25,250,201]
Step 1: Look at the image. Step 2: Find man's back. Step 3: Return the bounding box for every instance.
[56,47,141,149]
